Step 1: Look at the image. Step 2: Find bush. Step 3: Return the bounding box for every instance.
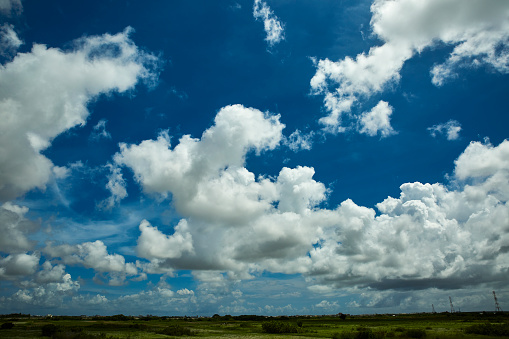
[42,324,59,337]
[332,332,349,339]
[465,322,509,336]
[41,325,115,339]
[53,332,111,339]
[1,322,14,329]
[405,328,426,338]
[128,323,147,330]
[331,327,385,339]
[261,320,299,334]
[158,324,195,336]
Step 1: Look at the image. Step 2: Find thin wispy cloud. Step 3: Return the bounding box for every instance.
[428,120,462,140]
[253,0,285,47]
[90,119,112,141]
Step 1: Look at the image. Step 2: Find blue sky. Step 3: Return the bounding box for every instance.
[1,0,509,316]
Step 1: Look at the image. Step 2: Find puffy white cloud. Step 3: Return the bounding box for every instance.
[454,140,509,182]
[275,166,327,214]
[35,261,67,284]
[0,202,38,253]
[115,104,284,216]
[74,294,108,305]
[115,106,337,275]
[117,100,509,297]
[139,136,509,292]
[311,0,509,131]
[0,252,39,280]
[177,288,194,296]
[0,27,158,201]
[428,120,462,140]
[137,219,194,259]
[358,100,396,137]
[110,285,197,314]
[52,166,71,180]
[253,0,285,47]
[315,300,338,309]
[5,273,80,308]
[44,240,141,285]
[306,139,509,291]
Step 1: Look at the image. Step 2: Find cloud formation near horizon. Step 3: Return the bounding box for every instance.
[112,105,509,294]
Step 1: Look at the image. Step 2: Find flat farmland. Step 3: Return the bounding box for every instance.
[0,312,508,338]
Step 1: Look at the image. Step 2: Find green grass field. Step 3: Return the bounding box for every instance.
[1,312,508,339]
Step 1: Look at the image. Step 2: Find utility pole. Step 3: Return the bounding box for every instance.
[493,291,502,312]
[449,296,455,313]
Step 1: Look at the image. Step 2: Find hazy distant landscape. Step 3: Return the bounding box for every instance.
[1,312,509,338]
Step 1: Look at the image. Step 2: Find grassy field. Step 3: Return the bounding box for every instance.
[0,312,508,338]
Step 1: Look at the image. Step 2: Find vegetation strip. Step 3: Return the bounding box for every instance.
[0,312,508,338]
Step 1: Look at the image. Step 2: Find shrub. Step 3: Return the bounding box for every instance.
[128,323,147,330]
[332,327,385,339]
[465,322,509,336]
[405,328,426,338]
[1,322,14,329]
[42,324,59,337]
[158,324,195,336]
[332,332,352,339]
[53,332,111,339]
[356,327,375,339]
[261,320,299,333]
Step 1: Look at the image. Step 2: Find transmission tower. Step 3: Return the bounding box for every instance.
[493,291,502,312]
[449,296,455,313]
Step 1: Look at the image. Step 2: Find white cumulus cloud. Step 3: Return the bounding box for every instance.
[311,0,509,131]
[0,252,39,280]
[358,100,396,137]
[120,105,509,295]
[116,105,332,275]
[0,202,38,253]
[307,139,509,291]
[0,27,159,201]
[44,240,141,285]
[137,219,194,260]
